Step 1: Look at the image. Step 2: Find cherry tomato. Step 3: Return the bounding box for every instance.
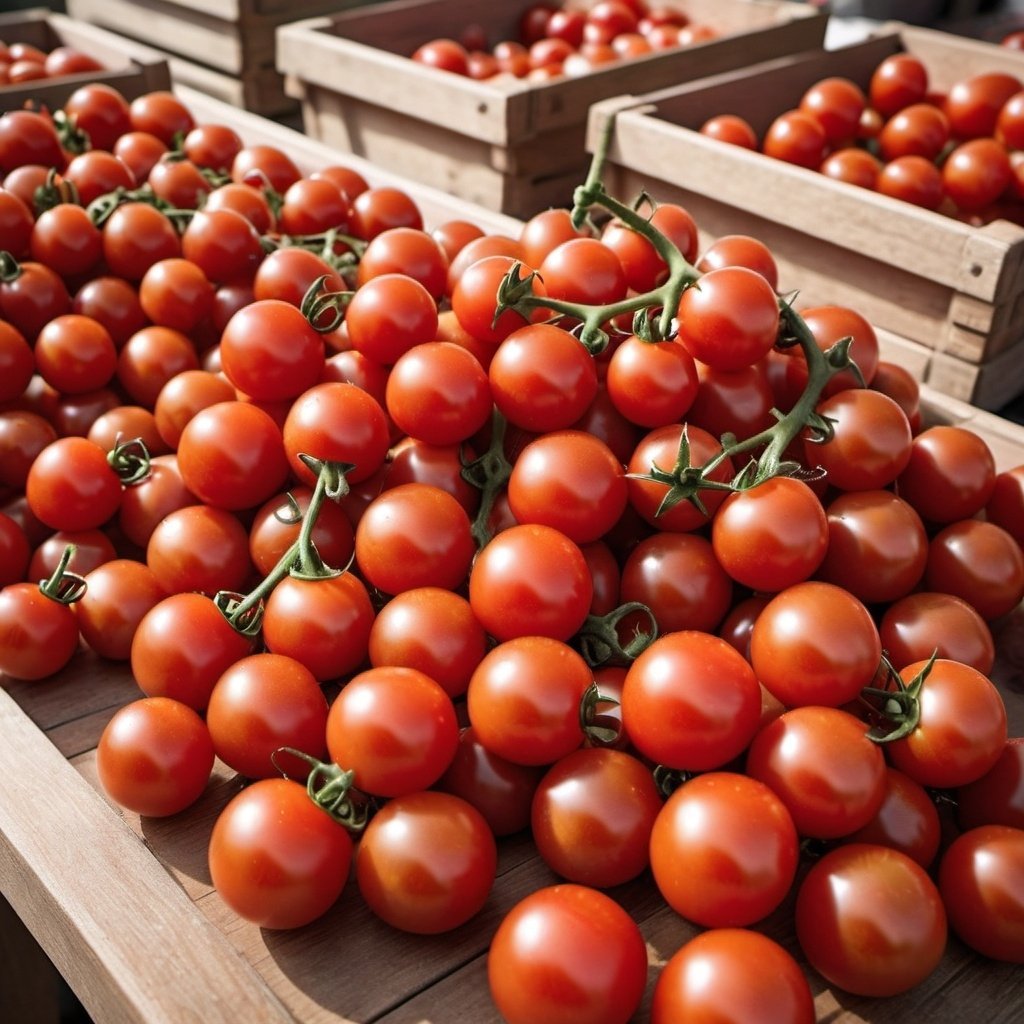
[878,102,950,161]
[762,109,827,169]
[26,436,122,531]
[876,154,944,210]
[946,71,1022,139]
[76,559,167,661]
[800,76,866,146]
[0,577,80,680]
[987,465,1024,545]
[820,146,882,189]
[102,203,181,281]
[943,137,1013,212]
[870,53,929,118]
[957,739,1024,831]
[700,113,759,149]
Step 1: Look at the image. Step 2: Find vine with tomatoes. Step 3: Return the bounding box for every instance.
[0,73,1023,1024]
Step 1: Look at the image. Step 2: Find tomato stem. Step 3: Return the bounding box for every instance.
[461,407,514,549]
[272,747,369,832]
[861,650,936,744]
[300,273,355,333]
[108,436,152,486]
[37,544,88,605]
[579,681,622,747]
[33,168,80,215]
[0,251,21,283]
[576,602,658,667]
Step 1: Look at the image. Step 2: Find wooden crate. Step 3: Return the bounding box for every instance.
[276,0,826,218]
[0,9,170,112]
[63,0,378,116]
[2,86,1023,1024]
[585,24,1024,410]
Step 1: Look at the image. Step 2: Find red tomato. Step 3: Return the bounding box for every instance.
[878,102,950,161]
[957,739,1024,831]
[700,113,759,149]
[870,54,929,118]
[345,272,438,365]
[987,465,1024,545]
[800,76,867,146]
[25,436,122,531]
[488,884,648,1024]
[762,109,827,168]
[209,777,352,929]
[356,790,496,933]
[605,335,699,428]
[796,844,946,995]
[877,154,945,209]
[946,71,1022,139]
[146,504,251,596]
[820,146,882,189]
[651,928,815,1024]
[75,559,167,661]
[0,576,81,680]
[943,137,1013,212]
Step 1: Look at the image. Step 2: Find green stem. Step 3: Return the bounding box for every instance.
[461,407,513,549]
[38,545,88,605]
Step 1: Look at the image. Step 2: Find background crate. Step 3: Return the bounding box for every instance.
[276,0,826,218]
[0,8,170,112]
[586,24,1024,410]
[63,0,377,116]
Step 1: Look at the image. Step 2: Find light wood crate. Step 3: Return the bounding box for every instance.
[63,0,378,116]
[0,9,170,113]
[276,0,826,218]
[585,23,1024,410]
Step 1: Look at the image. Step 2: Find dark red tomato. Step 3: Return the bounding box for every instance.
[411,37,470,74]
[467,635,592,766]
[30,204,103,279]
[957,739,1024,830]
[488,884,647,1024]
[997,90,1024,148]
[748,706,886,838]
[118,454,196,548]
[876,154,944,209]
[282,381,390,486]
[925,518,1024,621]
[623,631,760,772]
[350,186,423,240]
[277,176,350,236]
[451,254,547,344]
[605,336,698,428]
[870,54,929,118]
[796,844,946,995]
[489,323,597,432]
[880,591,994,675]
[987,465,1024,545]
[0,187,33,260]
[437,725,545,836]
[878,102,950,162]
[677,266,779,371]
[762,109,827,168]
[700,113,759,149]
[117,326,199,409]
[181,208,263,284]
[147,158,212,209]
[0,260,71,342]
[653,930,813,1024]
[102,203,181,282]
[63,150,135,207]
[0,411,57,489]
[152,370,234,449]
[0,320,33,403]
[112,131,167,184]
[844,766,941,868]
[508,430,627,546]
[532,747,661,888]
[946,71,1022,139]
[800,76,866,146]
[145,504,251,596]
[0,512,29,589]
[176,401,289,511]
[63,82,132,151]
[0,578,80,680]
[96,697,213,816]
[688,361,775,442]
[73,276,148,350]
[2,166,49,213]
[232,144,301,193]
[262,571,374,682]
[34,314,118,396]
[131,592,254,710]
[139,258,214,333]
[205,652,328,779]
[76,559,166,661]
[469,524,592,642]
[751,581,880,708]
[650,772,798,927]
[896,424,996,523]
[546,9,587,45]
[620,532,732,634]
[718,593,770,658]
[385,340,491,445]
[940,825,1024,963]
[26,529,116,585]
[357,790,496,933]
[820,146,882,189]
[383,437,481,515]
[808,388,912,489]
[182,122,243,172]
[712,477,827,592]
[209,777,352,929]
[25,436,122,531]
[128,91,193,145]
[943,137,1013,212]
[818,490,928,605]
[0,110,64,174]
[626,422,734,532]
[885,658,1008,789]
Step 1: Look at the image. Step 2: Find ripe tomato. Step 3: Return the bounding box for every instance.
[800,76,866,146]
[129,90,194,145]
[987,465,1024,545]
[946,71,1022,139]
[72,276,148,349]
[350,185,423,239]
[820,146,882,189]
[878,102,950,161]
[762,109,827,168]
[0,576,81,680]
[30,203,103,279]
[539,237,627,307]
[751,581,881,708]
[488,884,648,1024]
[26,436,123,532]
[870,53,929,117]
[96,696,214,819]
[102,203,181,282]
[451,254,545,343]
[700,113,759,149]
[64,82,132,152]
[76,559,167,661]
[943,138,1013,212]
[605,335,699,428]
[651,928,815,1024]
[117,453,196,548]
[796,844,946,996]
[876,154,944,209]
[957,739,1024,831]
[469,524,592,642]
[356,790,496,933]
[33,314,117,396]
[879,591,994,675]
[209,777,352,929]
[650,772,798,927]
[344,272,438,365]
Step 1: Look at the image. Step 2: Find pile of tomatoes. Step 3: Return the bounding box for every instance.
[702,49,1024,223]
[0,37,106,87]
[1,78,1024,1024]
[411,0,718,81]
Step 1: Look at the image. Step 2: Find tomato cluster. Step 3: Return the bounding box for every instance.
[0,38,106,87]
[411,0,718,82]
[703,50,1024,224]
[1,78,1024,1023]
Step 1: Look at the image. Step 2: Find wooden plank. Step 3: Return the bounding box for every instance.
[0,688,296,1024]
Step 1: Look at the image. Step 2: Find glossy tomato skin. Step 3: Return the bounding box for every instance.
[356,790,497,934]
[746,706,887,839]
[209,778,352,930]
[651,928,815,1024]
[76,559,167,661]
[531,747,662,888]
[750,581,881,708]
[796,844,946,996]
[650,772,799,927]
[96,697,214,816]
[986,466,1024,545]
[0,581,80,680]
[26,436,122,531]
[488,884,648,1024]
[885,658,1008,789]
[957,738,1024,831]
